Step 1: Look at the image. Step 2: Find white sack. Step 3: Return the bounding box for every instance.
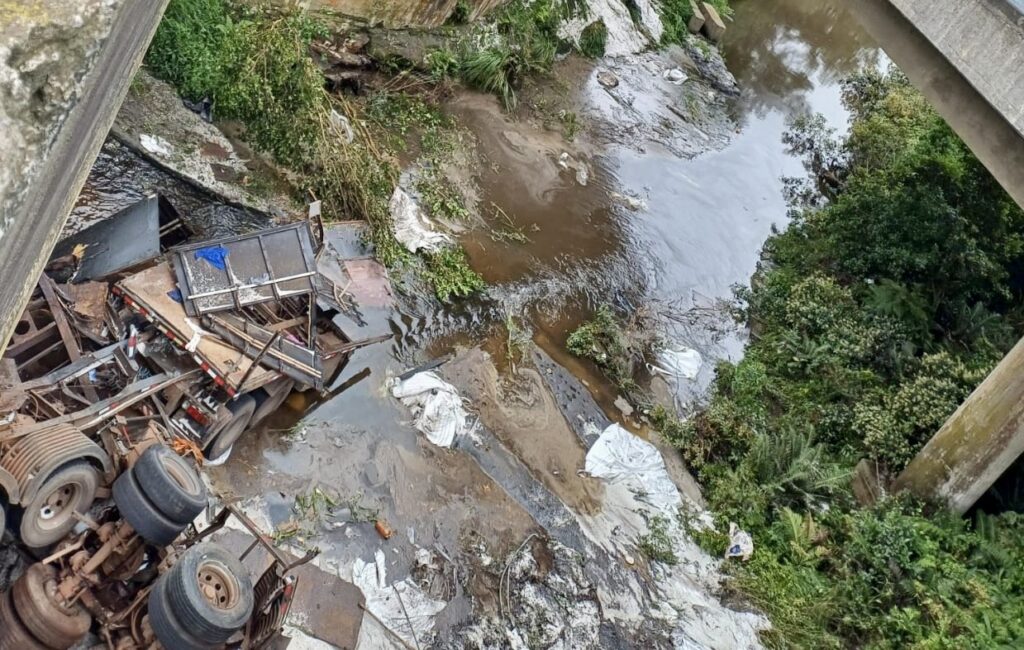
[651,346,703,383]
[352,550,446,649]
[391,371,471,448]
[585,423,681,515]
[389,187,452,253]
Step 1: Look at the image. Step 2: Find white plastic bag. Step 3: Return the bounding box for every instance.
[585,424,681,514]
[390,371,471,448]
[389,187,452,253]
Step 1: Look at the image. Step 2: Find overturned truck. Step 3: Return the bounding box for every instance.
[1,196,389,549]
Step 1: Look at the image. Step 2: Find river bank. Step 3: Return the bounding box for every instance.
[43,0,898,647]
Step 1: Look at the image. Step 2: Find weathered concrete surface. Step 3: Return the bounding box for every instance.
[699,2,726,41]
[687,0,705,33]
[849,0,1024,210]
[287,0,506,28]
[0,0,169,356]
[894,337,1024,513]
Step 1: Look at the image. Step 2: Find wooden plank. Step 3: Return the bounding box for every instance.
[39,276,100,402]
[117,263,276,391]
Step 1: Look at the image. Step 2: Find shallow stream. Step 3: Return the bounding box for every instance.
[70,0,884,645]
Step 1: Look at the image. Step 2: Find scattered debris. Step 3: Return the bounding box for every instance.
[585,424,681,514]
[663,68,688,85]
[610,191,648,212]
[375,519,395,540]
[390,187,453,253]
[654,346,701,385]
[352,549,447,649]
[139,133,173,156]
[725,522,754,561]
[448,538,601,649]
[390,371,474,448]
[557,152,590,186]
[597,70,619,88]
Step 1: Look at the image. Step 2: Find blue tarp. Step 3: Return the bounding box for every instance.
[194,245,229,271]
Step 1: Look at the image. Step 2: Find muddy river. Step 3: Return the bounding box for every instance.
[66,0,882,647]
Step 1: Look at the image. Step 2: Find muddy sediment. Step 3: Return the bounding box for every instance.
[5,0,887,646]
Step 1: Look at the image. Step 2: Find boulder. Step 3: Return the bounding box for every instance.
[699,2,726,42]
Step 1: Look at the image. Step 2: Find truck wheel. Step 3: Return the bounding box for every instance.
[147,577,214,650]
[206,394,256,462]
[164,543,254,642]
[112,470,184,547]
[133,445,207,525]
[18,463,99,549]
[249,378,295,428]
[11,563,91,649]
[0,589,47,650]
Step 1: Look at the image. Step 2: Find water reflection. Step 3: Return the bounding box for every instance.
[724,0,880,125]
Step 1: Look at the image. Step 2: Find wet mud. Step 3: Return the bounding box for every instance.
[36,0,886,646]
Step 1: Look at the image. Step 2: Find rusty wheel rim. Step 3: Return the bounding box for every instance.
[37,483,80,531]
[163,456,200,496]
[197,560,239,611]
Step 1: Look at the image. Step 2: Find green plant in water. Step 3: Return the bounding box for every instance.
[578,19,607,58]
[425,248,486,302]
[417,171,469,222]
[637,514,678,565]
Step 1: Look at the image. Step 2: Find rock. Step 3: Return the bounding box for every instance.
[597,70,619,88]
[663,68,688,85]
[344,32,371,54]
[614,396,634,417]
[687,0,705,33]
[699,2,727,42]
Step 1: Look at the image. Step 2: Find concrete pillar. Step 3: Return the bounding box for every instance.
[893,336,1024,513]
[0,1,169,357]
[848,0,1024,213]
[700,3,727,42]
[687,0,705,34]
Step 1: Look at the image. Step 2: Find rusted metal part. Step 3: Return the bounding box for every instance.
[234,330,282,392]
[38,275,82,363]
[57,521,136,601]
[204,313,322,389]
[0,423,111,506]
[4,370,197,443]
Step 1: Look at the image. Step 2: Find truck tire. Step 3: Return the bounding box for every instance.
[164,543,254,642]
[249,378,295,428]
[18,462,100,549]
[147,577,215,650]
[0,589,47,650]
[206,394,256,462]
[11,563,91,649]
[112,470,184,547]
[133,445,207,525]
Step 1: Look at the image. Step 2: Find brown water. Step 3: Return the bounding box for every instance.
[73,0,883,640]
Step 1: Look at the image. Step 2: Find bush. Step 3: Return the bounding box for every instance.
[578,20,607,58]
[424,248,485,302]
[684,69,1024,647]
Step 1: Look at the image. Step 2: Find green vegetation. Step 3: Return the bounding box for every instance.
[147,0,486,299]
[682,69,1024,647]
[417,170,470,222]
[579,20,608,58]
[637,513,678,565]
[567,305,645,395]
[659,0,731,46]
[147,0,404,262]
[425,248,486,302]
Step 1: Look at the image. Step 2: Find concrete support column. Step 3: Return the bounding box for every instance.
[894,337,1024,513]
